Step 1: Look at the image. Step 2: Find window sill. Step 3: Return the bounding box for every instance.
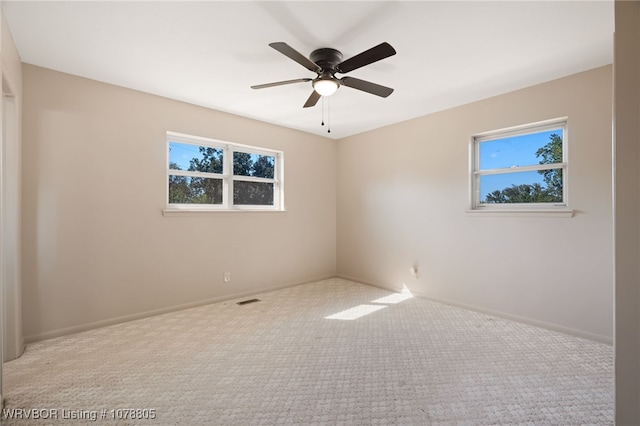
[163,209,286,216]
[465,209,574,218]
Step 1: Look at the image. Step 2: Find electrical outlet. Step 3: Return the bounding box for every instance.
[410,267,418,279]
[223,272,231,283]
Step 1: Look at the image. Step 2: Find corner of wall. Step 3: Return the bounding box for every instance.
[0,8,24,361]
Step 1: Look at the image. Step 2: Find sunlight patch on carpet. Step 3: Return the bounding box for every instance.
[325,304,386,320]
[371,284,413,304]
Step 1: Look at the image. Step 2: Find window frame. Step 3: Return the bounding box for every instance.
[469,118,571,215]
[165,131,284,212]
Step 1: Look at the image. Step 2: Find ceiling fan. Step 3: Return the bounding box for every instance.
[251,42,396,108]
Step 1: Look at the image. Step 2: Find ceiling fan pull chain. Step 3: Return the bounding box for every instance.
[327,99,331,134]
[321,96,325,126]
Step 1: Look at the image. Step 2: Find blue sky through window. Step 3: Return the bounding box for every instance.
[478,129,562,199]
[169,142,205,170]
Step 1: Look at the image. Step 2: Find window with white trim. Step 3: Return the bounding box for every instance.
[166,132,283,211]
[470,119,567,210]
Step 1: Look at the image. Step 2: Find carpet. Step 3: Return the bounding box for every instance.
[2,278,613,425]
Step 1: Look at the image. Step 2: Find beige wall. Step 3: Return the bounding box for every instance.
[337,66,613,342]
[21,64,337,341]
[614,1,640,423]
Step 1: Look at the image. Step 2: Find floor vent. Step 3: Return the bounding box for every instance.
[236,298,261,306]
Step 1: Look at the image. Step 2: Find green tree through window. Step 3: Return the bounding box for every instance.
[169,146,224,204]
[233,152,275,205]
[484,133,563,204]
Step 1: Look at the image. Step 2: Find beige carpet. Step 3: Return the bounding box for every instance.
[3,278,613,425]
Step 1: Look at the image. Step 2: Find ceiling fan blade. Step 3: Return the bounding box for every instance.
[336,42,396,74]
[251,78,312,90]
[303,91,321,108]
[341,77,394,98]
[269,42,320,73]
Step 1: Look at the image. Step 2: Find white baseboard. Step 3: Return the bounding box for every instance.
[336,274,613,345]
[24,275,336,345]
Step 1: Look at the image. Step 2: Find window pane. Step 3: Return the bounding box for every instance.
[480,169,563,204]
[168,175,223,204]
[233,152,275,178]
[479,130,563,170]
[233,181,274,205]
[169,142,223,174]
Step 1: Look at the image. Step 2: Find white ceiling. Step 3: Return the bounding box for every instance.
[3,1,614,140]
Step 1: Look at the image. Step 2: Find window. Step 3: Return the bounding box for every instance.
[470,118,568,212]
[166,132,283,211]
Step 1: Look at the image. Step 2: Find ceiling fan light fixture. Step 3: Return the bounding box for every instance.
[313,78,339,96]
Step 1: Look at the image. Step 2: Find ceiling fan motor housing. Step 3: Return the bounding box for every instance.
[310,48,343,71]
